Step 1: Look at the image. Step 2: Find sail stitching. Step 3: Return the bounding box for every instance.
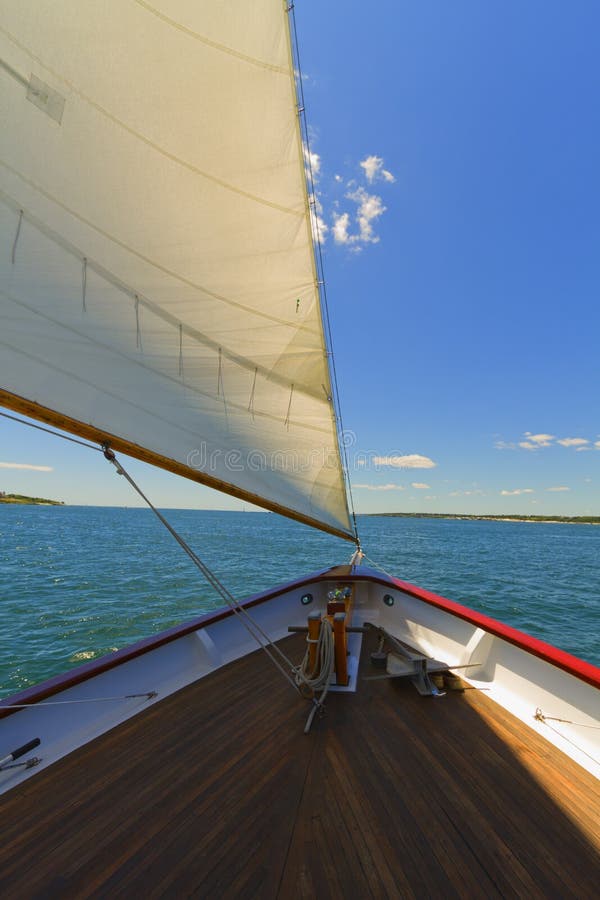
[0,192,326,404]
[133,0,289,75]
[0,25,299,218]
[0,288,331,437]
[0,168,316,335]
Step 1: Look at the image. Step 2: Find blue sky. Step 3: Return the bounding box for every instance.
[1,0,599,517]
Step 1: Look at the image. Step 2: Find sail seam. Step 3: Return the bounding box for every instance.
[133,0,289,75]
[0,167,316,335]
[0,290,331,437]
[0,190,327,403]
[0,25,299,218]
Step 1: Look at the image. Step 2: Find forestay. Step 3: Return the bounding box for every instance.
[0,0,353,540]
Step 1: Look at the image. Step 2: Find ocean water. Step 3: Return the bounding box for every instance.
[0,506,598,696]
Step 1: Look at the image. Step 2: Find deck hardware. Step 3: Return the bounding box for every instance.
[288,625,367,633]
[0,737,41,772]
[300,593,313,605]
[383,594,395,607]
[364,624,448,697]
[370,651,387,668]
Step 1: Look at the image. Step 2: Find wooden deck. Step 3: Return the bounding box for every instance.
[1,631,598,898]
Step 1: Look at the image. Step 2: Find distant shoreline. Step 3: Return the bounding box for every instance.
[365,512,600,525]
[0,493,64,506]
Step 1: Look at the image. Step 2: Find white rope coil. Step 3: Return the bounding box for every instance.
[294,617,334,694]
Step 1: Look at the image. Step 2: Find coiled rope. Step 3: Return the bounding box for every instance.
[293,617,335,733]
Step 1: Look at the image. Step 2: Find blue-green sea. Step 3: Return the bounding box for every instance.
[0,506,598,696]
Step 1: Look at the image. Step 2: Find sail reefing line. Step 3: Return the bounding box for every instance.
[0,0,356,542]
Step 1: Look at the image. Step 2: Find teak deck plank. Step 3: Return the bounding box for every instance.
[0,631,598,898]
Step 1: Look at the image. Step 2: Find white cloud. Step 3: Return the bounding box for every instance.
[500,488,534,496]
[359,155,396,184]
[347,187,386,243]
[334,174,343,183]
[595,441,600,450]
[411,482,430,489]
[309,203,328,242]
[556,437,589,447]
[332,212,351,245]
[303,144,321,180]
[333,188,387,247]
[448,489,485,497]
[373,454,437,469]
[494,440,517,450]
[519,441,538,450]
[576,446,591,452]
[0,462,53,471]
[524,432,555,446]
[546,486,570,492]
[353,483,405,491]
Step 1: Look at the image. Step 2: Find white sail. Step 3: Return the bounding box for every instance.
[0,1,354,540]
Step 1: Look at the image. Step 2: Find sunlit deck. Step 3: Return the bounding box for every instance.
[1,630,598,898]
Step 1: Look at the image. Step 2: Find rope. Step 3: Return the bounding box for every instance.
[292,617,335,734]
[534,708,599,767]
[360,551,397,581]
[0,692,157,709]
[294,618,334,693]
[534,708,600,730]
[102,446,305,697]
[0,410,103,452]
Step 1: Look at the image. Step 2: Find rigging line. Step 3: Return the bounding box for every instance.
[0,409,102,452]
[101,446,303,696]
[535,709,600,730]
[11,209,23,264]
[82,257,87,312]
[288,5,360,547]
[534,714,599,768]
[0,692,157,709]
[178,324,184,378]
[359,552,397,582]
